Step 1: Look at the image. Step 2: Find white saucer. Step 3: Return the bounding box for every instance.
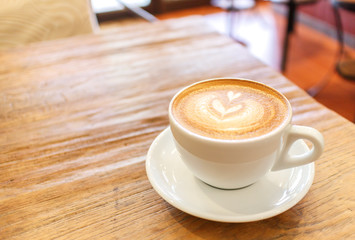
[146,127,315,222]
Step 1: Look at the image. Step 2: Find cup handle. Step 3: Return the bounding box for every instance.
[272,125,324,171]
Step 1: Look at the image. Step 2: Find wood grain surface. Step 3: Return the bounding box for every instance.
[0,16,354,239]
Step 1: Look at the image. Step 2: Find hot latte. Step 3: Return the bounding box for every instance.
[172,79,289,140]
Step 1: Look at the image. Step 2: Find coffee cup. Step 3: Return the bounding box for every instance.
[169,78,324,189]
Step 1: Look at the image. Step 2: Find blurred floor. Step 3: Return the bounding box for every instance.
[100,3,355,122]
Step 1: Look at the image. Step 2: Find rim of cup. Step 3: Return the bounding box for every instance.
[169,77,293,144]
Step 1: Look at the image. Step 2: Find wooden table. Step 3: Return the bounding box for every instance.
[1,16,354,239]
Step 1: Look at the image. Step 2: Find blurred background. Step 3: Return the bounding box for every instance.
[92,0,355,121]
[1,0,354,121]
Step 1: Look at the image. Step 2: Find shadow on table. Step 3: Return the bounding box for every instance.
[167,197,305,239]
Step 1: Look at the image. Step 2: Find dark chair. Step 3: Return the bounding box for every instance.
[270,0,319,72]
[331,0,355,80]
[307,0,355,96]
[213,0,319,71]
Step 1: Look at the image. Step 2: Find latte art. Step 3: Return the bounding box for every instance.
[211,91,243,118]
[172,79,289,140]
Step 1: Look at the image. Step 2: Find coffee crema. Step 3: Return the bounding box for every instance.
[172,79,289,140]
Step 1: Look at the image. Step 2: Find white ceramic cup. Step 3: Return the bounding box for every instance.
[169,78,324,189]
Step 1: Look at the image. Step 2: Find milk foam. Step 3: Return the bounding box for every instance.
[172,80,289,140]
